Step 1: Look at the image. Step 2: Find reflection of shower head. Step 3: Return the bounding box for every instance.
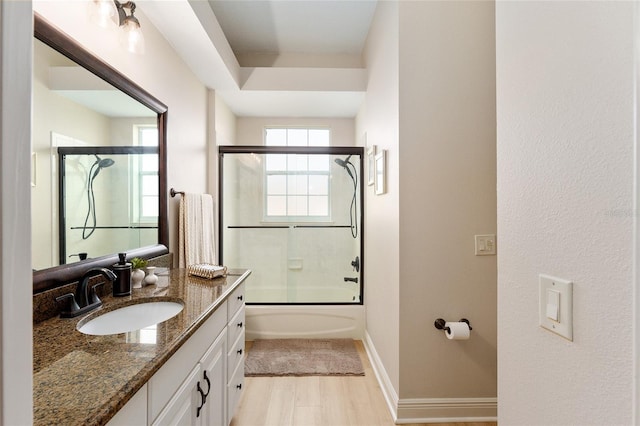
[91,155,115,179]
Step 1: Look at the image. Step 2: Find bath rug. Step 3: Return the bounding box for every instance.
[244,338,365,377]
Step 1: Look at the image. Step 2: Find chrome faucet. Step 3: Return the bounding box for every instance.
[56,267,116,318]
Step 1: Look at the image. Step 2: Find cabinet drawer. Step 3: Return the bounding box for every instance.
[226,305,245,348]
[227,360,244,422]
[227,329,245,379]
[227,282,245,321]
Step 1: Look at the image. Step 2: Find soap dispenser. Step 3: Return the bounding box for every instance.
[112,253,132,296]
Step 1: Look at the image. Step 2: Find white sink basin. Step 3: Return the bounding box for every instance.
[77,301,184,336]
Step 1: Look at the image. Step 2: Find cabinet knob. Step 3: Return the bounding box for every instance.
[237,294,244,301]
[237,322,243,328]
[237,349,243,355]
[236,383,242,390]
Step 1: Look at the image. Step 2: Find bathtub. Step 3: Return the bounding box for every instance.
[244,286,365,340]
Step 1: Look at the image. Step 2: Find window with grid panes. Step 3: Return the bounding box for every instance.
[134,126,159,222]
[264,128,331,220]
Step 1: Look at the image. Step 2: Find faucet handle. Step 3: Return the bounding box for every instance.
[55,293,80,314]
[89,282,105,305]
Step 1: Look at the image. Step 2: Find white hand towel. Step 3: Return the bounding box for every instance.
[178,193,216,268]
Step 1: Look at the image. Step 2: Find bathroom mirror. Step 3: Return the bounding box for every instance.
[32,13,168,293]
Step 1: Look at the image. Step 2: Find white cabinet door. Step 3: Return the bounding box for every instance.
[152,365,200,426]
[199,329,227,426]
[107,384,147,426]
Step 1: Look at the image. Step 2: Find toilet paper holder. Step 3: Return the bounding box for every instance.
[434,318,472,332]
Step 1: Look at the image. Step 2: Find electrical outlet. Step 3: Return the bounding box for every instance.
[475,234,496,256]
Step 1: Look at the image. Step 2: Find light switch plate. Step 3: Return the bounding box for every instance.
[539,274,573,341]
[475,234,496,255]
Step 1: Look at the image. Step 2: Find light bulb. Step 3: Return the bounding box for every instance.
[119,16,145,55]
[90,0,117,29]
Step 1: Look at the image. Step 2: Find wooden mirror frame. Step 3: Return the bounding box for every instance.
[32,13,169,294]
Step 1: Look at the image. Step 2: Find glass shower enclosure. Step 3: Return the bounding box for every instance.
[219,146,363,305]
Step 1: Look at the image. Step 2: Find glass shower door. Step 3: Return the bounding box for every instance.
[220,147,363,305]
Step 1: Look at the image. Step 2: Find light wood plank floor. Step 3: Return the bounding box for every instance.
[230,340,496,426]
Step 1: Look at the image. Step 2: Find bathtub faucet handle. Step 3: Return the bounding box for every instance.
[350,256,360,272]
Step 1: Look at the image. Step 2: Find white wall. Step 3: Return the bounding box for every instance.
[34,1,210,259]
[1,1,34,423]
[496,2,635,424]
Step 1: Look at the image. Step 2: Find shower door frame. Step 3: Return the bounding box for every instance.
[218,145,365,306]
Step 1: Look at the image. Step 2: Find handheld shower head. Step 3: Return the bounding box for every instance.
[335,155,354,180]
[334,155,352,168]
[91,156,115,179]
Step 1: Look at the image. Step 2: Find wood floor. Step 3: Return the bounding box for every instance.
[230,340,496,426]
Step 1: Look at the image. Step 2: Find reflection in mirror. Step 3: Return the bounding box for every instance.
[33,13,168,294]
[58,147,159,265]
[32,38,159,270]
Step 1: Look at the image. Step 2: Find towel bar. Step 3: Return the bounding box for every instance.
[170,188,185,198]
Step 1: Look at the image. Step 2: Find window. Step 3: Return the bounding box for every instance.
[133,126,159,222]
[264,128,331,220]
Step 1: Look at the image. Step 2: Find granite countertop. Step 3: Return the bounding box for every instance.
[33,268,250,426]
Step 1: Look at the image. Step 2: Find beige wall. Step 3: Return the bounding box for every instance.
[235,117,355,146]
[33,1,210,259]
[398,0,497,400]
[358,1,496,421]
[496,2,635,424]
[357,0,401,396]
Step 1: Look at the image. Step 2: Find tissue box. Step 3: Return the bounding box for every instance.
[187,264,228,279]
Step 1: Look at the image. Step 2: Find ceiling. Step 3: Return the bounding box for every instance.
[207,1,376,57]
[142,0,377,118]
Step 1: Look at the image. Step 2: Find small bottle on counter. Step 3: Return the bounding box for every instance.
[112,252,132,296]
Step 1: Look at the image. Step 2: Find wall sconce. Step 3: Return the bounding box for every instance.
[91,0,145,54]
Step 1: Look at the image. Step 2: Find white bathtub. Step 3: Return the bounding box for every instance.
[245,286,365,340]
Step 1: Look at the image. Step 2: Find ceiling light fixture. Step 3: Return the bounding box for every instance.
[91,0,145,55]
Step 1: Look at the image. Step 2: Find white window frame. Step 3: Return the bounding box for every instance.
[263,127,332,222]
[132,125,159,224]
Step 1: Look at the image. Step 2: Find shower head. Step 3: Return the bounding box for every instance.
[91,155,115,179]
[334,155,352,168]
[98,157,115,168]
[335,155,354,180]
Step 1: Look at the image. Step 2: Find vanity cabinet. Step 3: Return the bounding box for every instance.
[104,283,246,426]
[148,300,228,425]
[226,282,246,420]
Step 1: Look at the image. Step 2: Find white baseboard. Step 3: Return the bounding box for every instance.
[396,397,497,423]
[363,332,497,424]
[363,331,399,423]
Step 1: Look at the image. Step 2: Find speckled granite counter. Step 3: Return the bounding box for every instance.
[33,268,250,426]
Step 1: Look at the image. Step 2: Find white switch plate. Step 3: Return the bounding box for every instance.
[474,234,496,255]
[539,274,573,341]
